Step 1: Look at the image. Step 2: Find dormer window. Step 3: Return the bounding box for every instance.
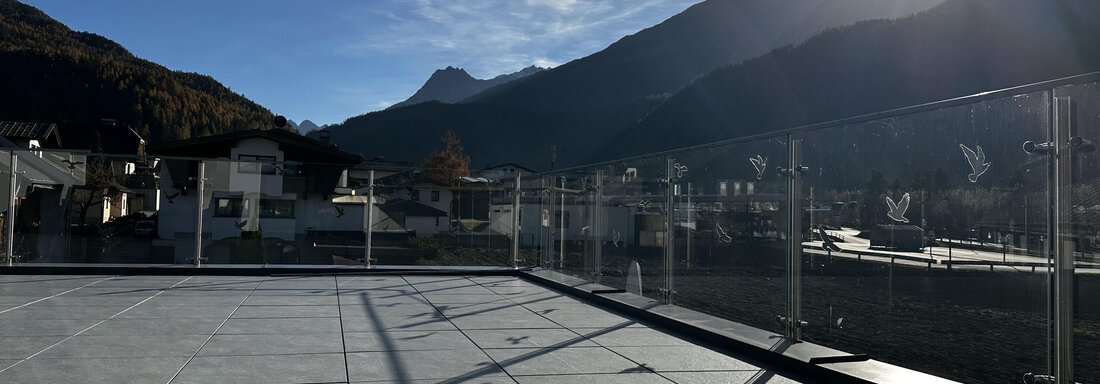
[238,154,277,174]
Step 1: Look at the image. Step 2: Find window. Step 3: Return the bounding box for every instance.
[259,200,295,219]
[238,155,277,174]
[431,190,440,202]
[214,198,245,217]
[212,198,294,218]
[410,189,420,201]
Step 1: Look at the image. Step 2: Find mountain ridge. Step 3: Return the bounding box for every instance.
[388,65,544,110]
[0,0,275,144]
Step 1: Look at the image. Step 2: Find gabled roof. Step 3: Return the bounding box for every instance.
[147,129,361,164]
[380,198,448,217]
[0,121,62,147]
[485,162,536,173]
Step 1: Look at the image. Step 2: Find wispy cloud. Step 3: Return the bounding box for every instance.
[341,0,699,78]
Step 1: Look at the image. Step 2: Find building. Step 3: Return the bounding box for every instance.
[147,129,368,263]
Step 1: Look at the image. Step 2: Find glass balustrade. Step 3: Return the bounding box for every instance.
[3,74,1100,383]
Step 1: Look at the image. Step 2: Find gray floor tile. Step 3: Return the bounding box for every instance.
[339,303,439,317]
[198,333,344,356]
[172,353,347,384]
[660,371,802,383]
[143,295,247,307]
[0,356,188,384]
[485,347,644,375]
[249,289,339,296]
[0,336,68,359]
[351,378,517,384]
[464,328,597,349]
[0,319,98,336]
[0,306,129,320]
[608,345,760,372]
[241,295,338,306]
[542,312,645,329]
[450,314,563,330]
[435,302,534,317]
[576,327,693,347]
[82,318,225,336]
[216,317,342,334]
[513,373,674,384]
[37,335,208,358]
[344,330,480,352]
[414,285,498,295]
[118,305,239,319]
[523,302,617,315]
[231,305,341,318]
[22,296,150,307]
[346,349,507,382]
[422,293,511,304]
[0,359,18,370]
[341,314,458,332]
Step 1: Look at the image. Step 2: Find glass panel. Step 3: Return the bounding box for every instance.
[797,90,1052,382]
[155,157,202,264]
[201,158,264,264]
[1055,80,1100,383]
[0,151,15,263]
[669,137,789,334]
[593,155,669,301]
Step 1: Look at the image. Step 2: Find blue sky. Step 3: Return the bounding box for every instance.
[24,0,702,126]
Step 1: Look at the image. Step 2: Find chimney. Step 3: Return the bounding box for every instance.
[319,129,332,145]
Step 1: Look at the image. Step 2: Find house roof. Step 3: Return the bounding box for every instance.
[380,198,448,217]
[147,129,361,164]
[485,162,536,173]
[0,121,62,147]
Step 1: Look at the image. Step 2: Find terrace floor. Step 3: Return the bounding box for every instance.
[0,274,802,383]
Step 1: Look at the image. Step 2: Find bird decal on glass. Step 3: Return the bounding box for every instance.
[715,223,732,243]
[959,143,990,183]
[163,189,180,204]
[60,159,84,170]
[637,200,651,212]
[673,162,688,178]
[749,155,767,180]
[885,193,911,223]
[333,204,346,218]
[233,218,248,230]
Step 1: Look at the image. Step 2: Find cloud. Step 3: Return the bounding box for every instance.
[341,0,699,78]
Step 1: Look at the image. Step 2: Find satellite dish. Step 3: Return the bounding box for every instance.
[273,115,288,128]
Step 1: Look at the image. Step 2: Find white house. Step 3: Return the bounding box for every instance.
[147,129,374,263]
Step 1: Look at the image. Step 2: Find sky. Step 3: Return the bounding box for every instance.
[23,0,702,126]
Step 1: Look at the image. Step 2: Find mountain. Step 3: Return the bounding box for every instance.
[297,119,320,134]
[597,0,1100,160]
[0,0,274,144]
[326,0,946,167]
[388,66,544,110]
[467,0,945,113]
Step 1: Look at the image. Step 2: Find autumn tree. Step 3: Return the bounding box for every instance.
[71,155,124,227]
[423,130,471,186]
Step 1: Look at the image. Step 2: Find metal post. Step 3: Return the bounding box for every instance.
[193,162,205,267]
[1053,96,1074,383]
[665,157,675,304]
[6,154,17,266]
[593,170,603,283]
[786,136,805,340]
[365,170,375,268]
[511,174,521,269]
[686,182,692,268]
[559,177,565,269]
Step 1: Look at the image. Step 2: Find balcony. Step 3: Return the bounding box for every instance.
[2,73,1100,383]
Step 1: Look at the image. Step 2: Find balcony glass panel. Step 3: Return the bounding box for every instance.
[669,138,790,334]
[796,90,1052,383]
